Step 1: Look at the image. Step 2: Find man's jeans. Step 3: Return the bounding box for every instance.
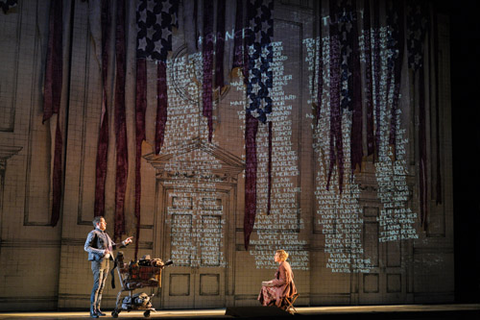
[90,259,110,310]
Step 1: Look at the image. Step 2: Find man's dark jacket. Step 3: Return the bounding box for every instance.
[84,228,128,261]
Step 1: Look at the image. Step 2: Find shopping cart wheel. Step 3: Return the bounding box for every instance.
[144,310,151,318]
[111,310,119,318]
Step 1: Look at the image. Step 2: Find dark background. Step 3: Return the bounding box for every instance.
[446,0,480,303]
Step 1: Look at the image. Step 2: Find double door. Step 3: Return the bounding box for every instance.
[161,190,228,309]
[357,206,408,304]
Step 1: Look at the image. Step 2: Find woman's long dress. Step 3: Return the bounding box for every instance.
[258,261,297,309]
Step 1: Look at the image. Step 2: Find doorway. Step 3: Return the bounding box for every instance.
[161,189,230,309]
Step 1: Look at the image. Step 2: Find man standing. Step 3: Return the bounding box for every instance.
[84,216,133,318]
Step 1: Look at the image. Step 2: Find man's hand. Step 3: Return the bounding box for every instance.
[124,236,133,244]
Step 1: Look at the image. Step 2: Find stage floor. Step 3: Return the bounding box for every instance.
[1,304,480,319]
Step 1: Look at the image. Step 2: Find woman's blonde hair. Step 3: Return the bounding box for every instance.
[276,249,289,261]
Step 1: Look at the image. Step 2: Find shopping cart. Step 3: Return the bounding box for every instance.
[111,252,173,318]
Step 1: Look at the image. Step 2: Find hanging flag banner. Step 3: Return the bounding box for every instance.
[244,0,274,250]
[93,0,111,218]
[43,0,64,227]
[135,0,179,256]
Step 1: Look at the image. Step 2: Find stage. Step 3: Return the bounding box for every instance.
[0,304,479,319]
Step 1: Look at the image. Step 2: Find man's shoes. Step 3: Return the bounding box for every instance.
[96,309,106,316]
[90,306,99,318]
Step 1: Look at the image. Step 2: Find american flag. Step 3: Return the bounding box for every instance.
[244,0,274,250]
[134,0,178,257]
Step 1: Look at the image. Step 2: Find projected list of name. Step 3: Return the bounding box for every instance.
[303,21,419,273]
[160,53,227,268]
[365,25,419,243]
[304,35,371,273]
[232,42,308,270]
[156,19,420,274]
[304,24,418,273]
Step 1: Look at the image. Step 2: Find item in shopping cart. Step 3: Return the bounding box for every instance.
[138,255,152,266]
[133,292,151,307]
[121,295,132,309]
[125,281,143,290]
[128,260,140,279]
[120,292,152,308]
[151,258,164,267]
